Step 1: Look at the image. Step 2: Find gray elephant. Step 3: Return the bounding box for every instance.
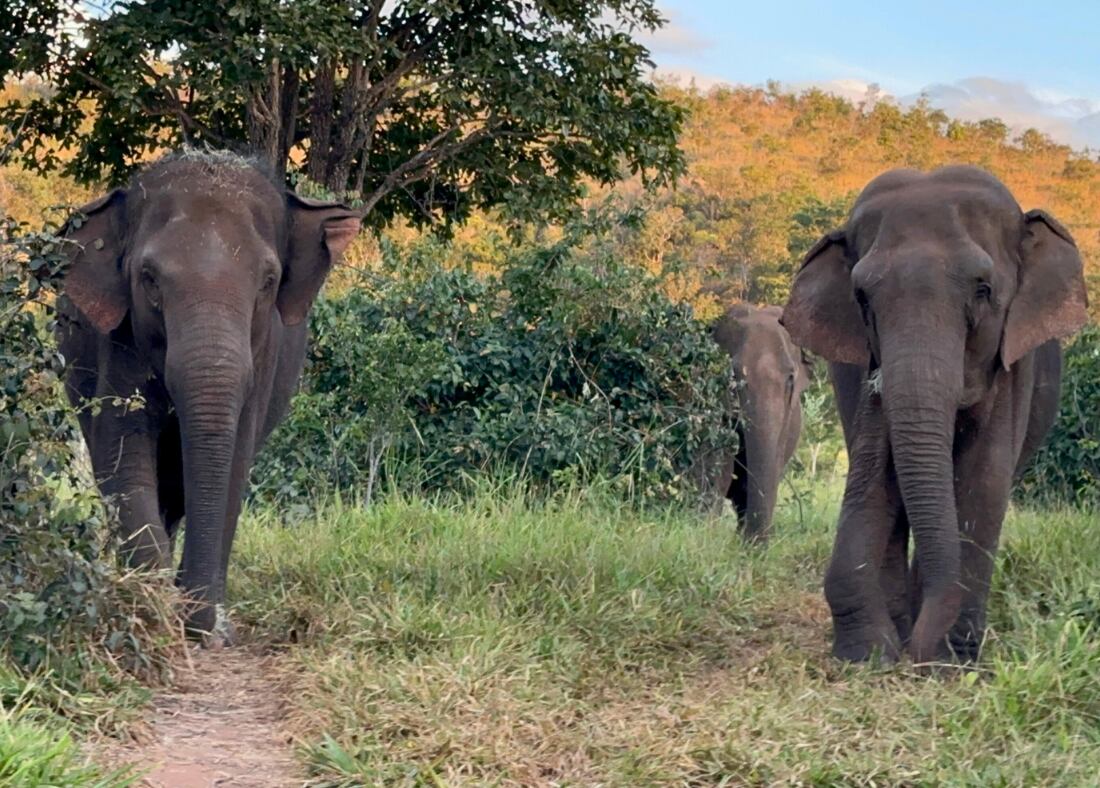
[782,165,1088,666]
[707,304,810,541]
[57,152,361,644]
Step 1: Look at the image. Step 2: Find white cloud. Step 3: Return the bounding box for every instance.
[651,67,729,92]
[790,78,885,105]
[796,77,1100,150]
[636,9,714,56]
[906,78,1100,149]
[654,70,1100,151]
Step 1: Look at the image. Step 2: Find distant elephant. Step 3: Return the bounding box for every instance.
[57,152,361,645]
[783,165,1088,666]
[706,304,810,541]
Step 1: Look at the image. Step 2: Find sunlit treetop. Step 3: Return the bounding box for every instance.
[0,0,685,231]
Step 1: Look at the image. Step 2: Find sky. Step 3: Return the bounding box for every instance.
[639,0,1100,149]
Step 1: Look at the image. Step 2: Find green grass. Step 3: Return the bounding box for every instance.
[0,702,136,788]
[230,483,1100,786]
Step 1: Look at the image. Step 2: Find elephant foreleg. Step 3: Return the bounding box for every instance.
[881,508,911,645]
[91,412,170,568]
[824,391,904,662]
[947,403,1017,663]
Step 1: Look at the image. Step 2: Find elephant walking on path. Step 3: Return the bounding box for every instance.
[782,165,1088,666]
[709,304,810,542]
[58,152,361,645]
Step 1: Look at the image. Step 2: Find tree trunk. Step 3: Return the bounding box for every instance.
[275,66,300,183]
[326,61,366,192]
[306,59,336,185]
[245,59,286,174]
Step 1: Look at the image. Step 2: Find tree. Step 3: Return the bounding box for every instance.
[1,1,684,230]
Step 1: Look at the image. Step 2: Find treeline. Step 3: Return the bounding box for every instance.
[5,81,1100,319]
[329,84,1100,318]
[621,83,1100,315]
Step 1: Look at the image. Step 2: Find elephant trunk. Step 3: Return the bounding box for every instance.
[740,396,784,541]
[164,307,252,638]
[878,326,963,664]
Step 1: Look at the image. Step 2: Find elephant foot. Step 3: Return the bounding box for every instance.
[202,605,238,650]
[832,625,903,665]
[185,603,238,649]
[947,628,984,664]
[121,522,173,571]
[889,612,913,648]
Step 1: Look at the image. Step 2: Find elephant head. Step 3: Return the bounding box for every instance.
[62,153,360,635]
[712,304,810,541]
[782,165,1088,662]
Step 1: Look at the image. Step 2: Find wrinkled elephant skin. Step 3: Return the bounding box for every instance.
[706,304,810,542]
[782,165,1088,666]
[57,153,362,645]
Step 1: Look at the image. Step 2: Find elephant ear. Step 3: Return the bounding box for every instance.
[1001,209,1089,368]
[63,190,128,334]
[280,193,362,326]
[781,229,867,365]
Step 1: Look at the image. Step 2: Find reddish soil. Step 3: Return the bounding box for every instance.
[108,648,301,788]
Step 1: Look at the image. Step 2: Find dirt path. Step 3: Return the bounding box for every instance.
[109,648,302,788]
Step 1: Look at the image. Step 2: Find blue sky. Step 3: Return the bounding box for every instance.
[640,1,1100,148]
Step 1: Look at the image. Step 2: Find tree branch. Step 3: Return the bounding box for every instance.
[360,120,514,215]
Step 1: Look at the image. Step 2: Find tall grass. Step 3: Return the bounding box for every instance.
[0,698,136,787]
[231,482,1100,786]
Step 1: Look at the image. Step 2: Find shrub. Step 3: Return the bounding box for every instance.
[253,209,738,504]
[0,215,178,684]
[792,359,847,482]
[1016,326,1100,507]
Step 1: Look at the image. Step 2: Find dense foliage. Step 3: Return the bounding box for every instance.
[0,216,176,679]
[1,0,683,230]
[607,83,1100,315]
[253,212,738,504]
[1017,326,1100,507]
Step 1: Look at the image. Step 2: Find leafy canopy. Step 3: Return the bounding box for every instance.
[1,0,684,230]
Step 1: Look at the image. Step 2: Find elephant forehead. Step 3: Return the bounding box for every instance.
[137,214,278,278]
[736,340,796,383]
[133,177,282,239]
[852,184,1018,257]
[139,194,275,254]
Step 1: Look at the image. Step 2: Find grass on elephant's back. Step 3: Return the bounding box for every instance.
[230,482,1100,786]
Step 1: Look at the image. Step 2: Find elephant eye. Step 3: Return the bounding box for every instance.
[261,271,278,293]
[141,267,161,310]
[975,282,992,302]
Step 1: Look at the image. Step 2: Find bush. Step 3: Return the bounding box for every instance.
[1017,326,1100,507]
[792,359,847,482]
[253,210,738,504]
[0,215,178,685]
[0,707,134,787]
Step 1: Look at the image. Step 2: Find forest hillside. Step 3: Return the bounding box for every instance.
[4,80,1100,319]
[621,83,1100,317]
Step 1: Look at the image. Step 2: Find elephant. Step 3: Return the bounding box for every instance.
[782,165,1088,666]
[57,151,361,645]
[707,304,810,541]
